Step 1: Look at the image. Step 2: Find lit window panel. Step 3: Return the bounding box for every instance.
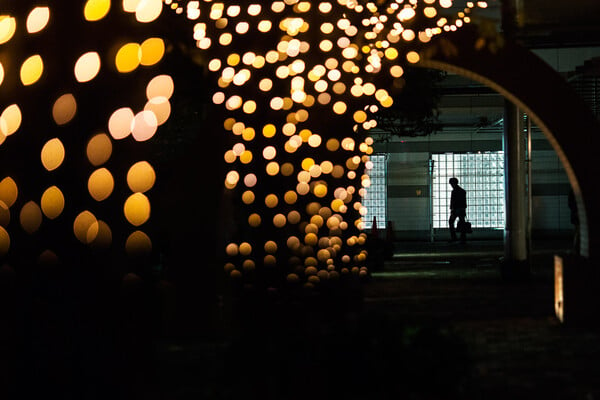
[432,152,505,229]
[361,154,387,230]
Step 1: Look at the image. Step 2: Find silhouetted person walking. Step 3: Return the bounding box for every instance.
[448,177,467,244]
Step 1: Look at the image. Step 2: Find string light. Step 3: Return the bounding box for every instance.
[0,1,485,286]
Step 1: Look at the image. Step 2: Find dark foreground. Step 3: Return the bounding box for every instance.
[2,241,599,399]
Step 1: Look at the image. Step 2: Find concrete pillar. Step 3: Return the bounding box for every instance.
[503,100,528,262]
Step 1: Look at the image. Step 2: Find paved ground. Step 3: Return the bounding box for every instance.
[362,239,600,399]
[138,239,600,399]
[7,238,594,399]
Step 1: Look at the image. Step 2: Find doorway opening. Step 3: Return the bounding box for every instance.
[431,151,505,230]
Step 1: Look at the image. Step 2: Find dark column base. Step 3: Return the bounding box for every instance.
[499,258,532,282]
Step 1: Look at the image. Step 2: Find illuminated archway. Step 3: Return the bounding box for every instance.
[410,26,600,258]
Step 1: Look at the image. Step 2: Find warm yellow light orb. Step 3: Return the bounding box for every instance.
[73,211,98,244]
[124,193,151,226]
[265,194,278,208]
[40,186,65,219]
[407,51,421,63]
[263,146,276,160]
[326,138,340,152]
[296,182,310,195]
[242,190,255,204]
[331,198,344,212]
[273,214,286,228]
[333,101,347,114]
[0,16,16,45]
[226,243,239,256]
[147,75,174,99]
[127,161,156,193]
[239,242,252,256]
[239,150,253,164]
[131,110,158,141]
[424,7,437,18]
[126,231,152,255]
[353,110,367,123]
[262,124,276,138]
[226,171,240,187]
[140,37,165,66]
[108,107,134,139]
[115,43,141,73]
[0,177,17,208]
[88,168,114,201]
[52,94,77,125]
[135,0,163,23]
[84,0,111,21]
[75,52,101,83]
[144,96,171,125]
[27,7,50,33]
[123,0,142,13]
[20,201,42,234]
[301,158,315,171]
[248,213,261,227]
[20,55,44,86]
[243,100,257,114]
[266,162,280,176]
[0,104,22,137]
[304,233,318,246]
[281,163,294,176]
[314,183,328,198]
[41,138,65,171]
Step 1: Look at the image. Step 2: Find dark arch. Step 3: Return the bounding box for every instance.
[410,26,600,258]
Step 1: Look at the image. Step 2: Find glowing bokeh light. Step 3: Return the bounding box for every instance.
[140,37,165,66]
[0,177,18,208]
[127,161,156,193]
[0,0,489,284]
[26,7,50,33]
[40,186,65,219]
[0,104,22,137]
[144,96,171,125]
[88,168,115,201]
[126,230,152,255]
[52,94,77,125]
[86,133,113,166]
[124,192,151,226]
[135,0,163,23]
[41,138,66,171]
[84,0,111,21]
[91,220,112,248]
[131,110,158,141]
[146,74,174,99]
[0,16,16,45]
[123,0,141,13]
[108,107,134,139]
[73,211,98,244]
[20,201,43,234]
[115,43,142,73]
[75,52,101,82]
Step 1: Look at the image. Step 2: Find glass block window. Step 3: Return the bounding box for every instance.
[362,154,387,230]
[432,152,505,229]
